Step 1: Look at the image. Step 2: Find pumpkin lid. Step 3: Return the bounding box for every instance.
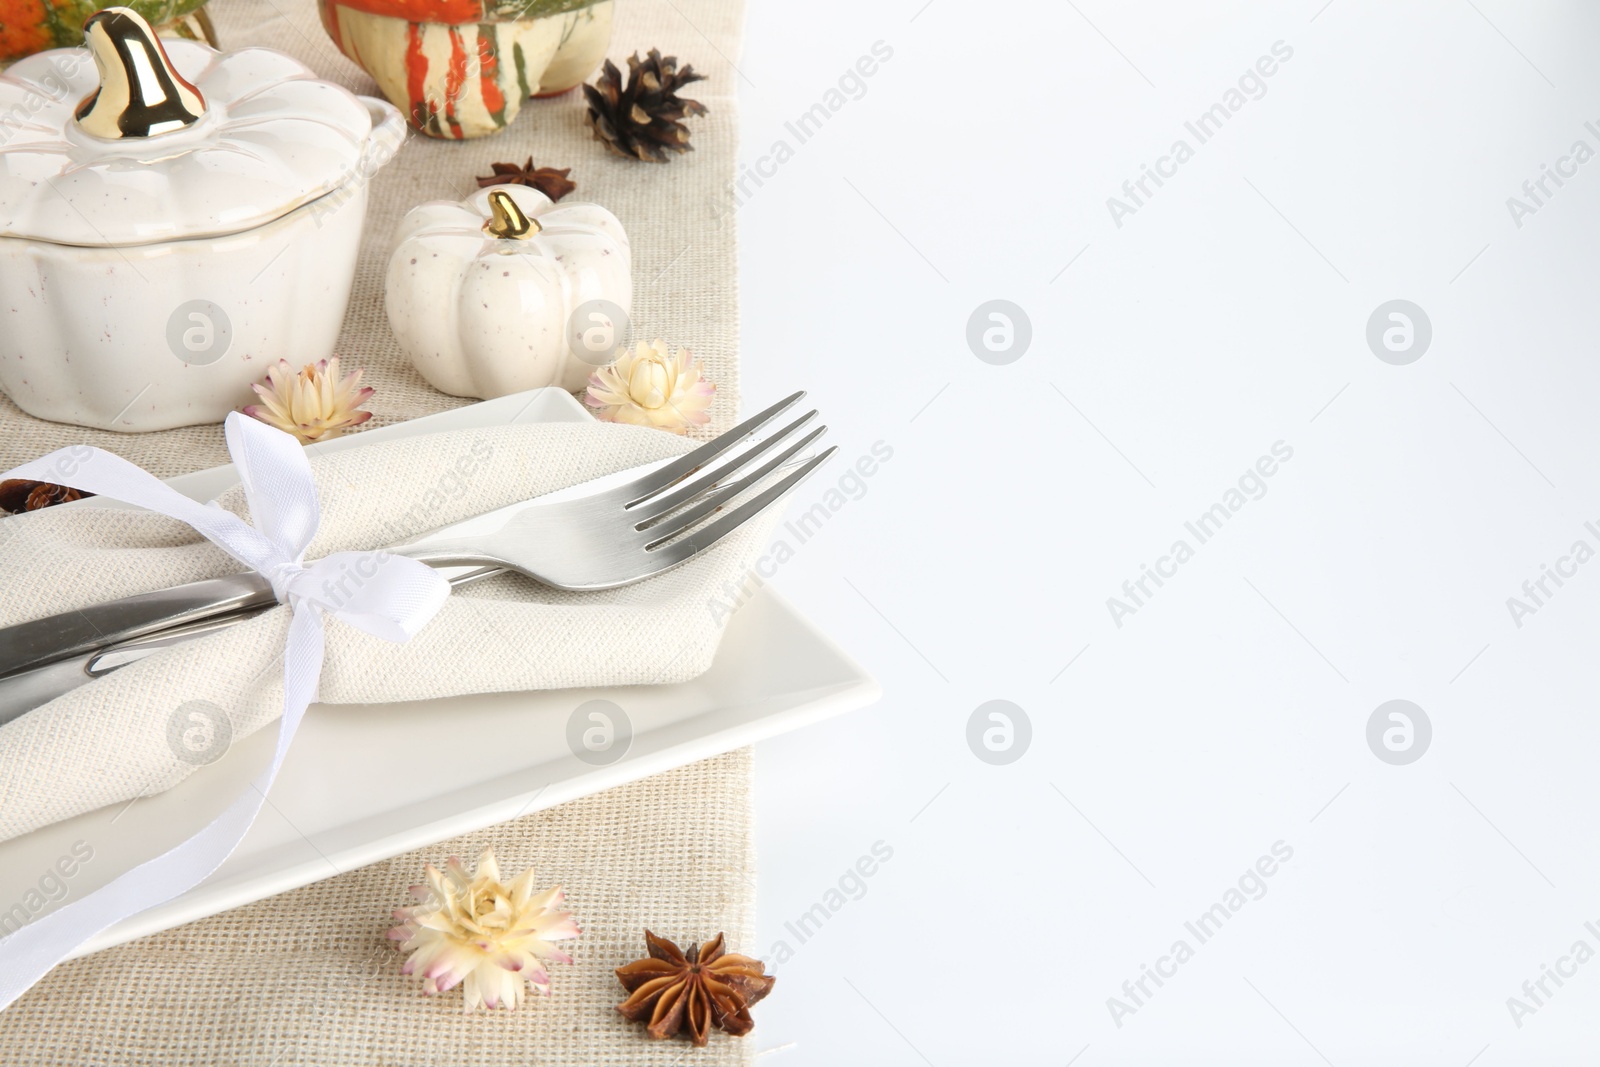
[0,8,403,246]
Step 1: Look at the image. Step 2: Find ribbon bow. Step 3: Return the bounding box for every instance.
[0,414,450,1010]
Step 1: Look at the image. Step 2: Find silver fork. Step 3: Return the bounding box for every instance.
[0,392,833,679]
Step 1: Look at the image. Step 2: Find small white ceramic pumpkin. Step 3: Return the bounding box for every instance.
[386,185,631,399]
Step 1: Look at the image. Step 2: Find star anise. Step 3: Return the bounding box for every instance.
[0,479,91,514]
[615,931,774,1046]
[475,157,576,201]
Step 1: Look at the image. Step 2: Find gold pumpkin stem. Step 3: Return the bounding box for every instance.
[483,190,541,240]
[76,7,207,140]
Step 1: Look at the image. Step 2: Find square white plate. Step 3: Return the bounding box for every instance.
[0,388,879,957]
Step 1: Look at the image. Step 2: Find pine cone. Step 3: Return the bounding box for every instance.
[583,49,708,163]
[0,479,91,514]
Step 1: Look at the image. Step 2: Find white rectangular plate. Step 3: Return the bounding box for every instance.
[0,388,879,957]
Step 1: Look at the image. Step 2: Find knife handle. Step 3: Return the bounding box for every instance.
[0,572,278,680]
[0,608,271,727]
[0,565,506,722]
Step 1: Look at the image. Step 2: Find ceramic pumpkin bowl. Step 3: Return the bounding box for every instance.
[0,0,215,65]
[386,185,631,397]
[318,0,613,139]
[0,7,405,431]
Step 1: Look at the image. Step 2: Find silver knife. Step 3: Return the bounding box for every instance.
[0,565,501,725]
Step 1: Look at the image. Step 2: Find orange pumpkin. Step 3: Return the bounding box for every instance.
[317,0,612,139]
[0,0,213,63]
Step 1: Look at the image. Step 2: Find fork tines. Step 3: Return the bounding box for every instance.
[622,390,835,555]
[624,390,807,509]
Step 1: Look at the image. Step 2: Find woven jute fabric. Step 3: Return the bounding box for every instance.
[0,750,757,1067]
[0,0,758,1060]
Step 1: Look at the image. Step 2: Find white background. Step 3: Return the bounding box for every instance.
[736,1,1600,1063]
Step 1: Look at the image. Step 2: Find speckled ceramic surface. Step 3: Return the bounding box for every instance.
[0,35,387,244]
[0,15,403,432]
[386,184,631,398]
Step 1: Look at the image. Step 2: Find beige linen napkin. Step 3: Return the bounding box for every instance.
[0,420,776,843]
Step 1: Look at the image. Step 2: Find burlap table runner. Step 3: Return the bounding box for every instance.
[0,753,757,1066]
[0,0,757,1061]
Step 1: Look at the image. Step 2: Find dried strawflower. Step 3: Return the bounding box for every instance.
[585,339,715,434]
[243,357,373,444]
[475,157,576,201]
[0,479,91,514]
[616,931,774,1045]
[388,848,579,1012]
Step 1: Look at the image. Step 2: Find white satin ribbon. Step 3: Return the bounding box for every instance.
[0,413,451,1011]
